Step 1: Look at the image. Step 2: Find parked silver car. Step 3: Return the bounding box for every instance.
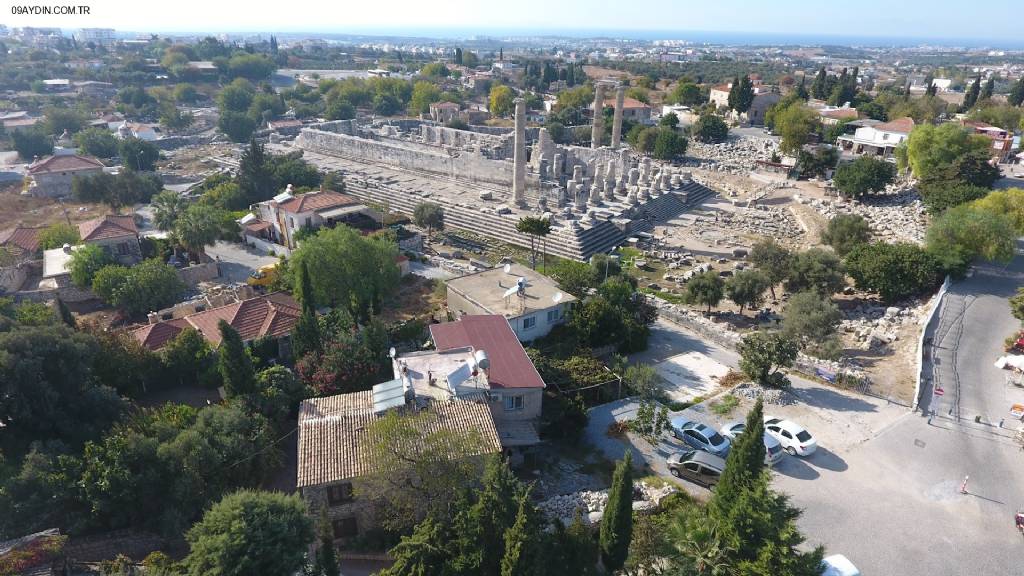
[719,421,784,465]
[670,416,731,457]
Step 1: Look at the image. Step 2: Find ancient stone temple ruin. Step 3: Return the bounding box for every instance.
[291,87,714,261]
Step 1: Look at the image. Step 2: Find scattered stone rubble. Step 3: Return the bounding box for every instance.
[840,301,926,351]
[795,185,928,244]
[537,481,678,525]
[731,383,793,405]
[716,205,805,240]
[686,137,780,173]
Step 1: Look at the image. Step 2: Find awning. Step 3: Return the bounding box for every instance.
[318,204,365,219]
[496,421,541,447]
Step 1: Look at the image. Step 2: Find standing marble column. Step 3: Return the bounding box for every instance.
[611,84,626,147]
[512,98,527,206]
[591,83,606,149]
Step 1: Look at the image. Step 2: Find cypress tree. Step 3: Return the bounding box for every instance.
[315,508,340,576]
[1009,76,1024,107]
[56,298,75,329]
[218,319,256,397]
[500,489,541,576]
[292,261,322,358]
[711,398,766,519]
[727,75,741,110]
[810,67,828,100]
[963,75,981,111]
[599,450,633,571]
[980,77,995,102]
[795,75,808,100]
[736,75,755,113]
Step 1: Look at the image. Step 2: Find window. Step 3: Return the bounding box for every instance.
[326,482,353,505]
[547,309,560,323]
[116,242,130,256]
[522,316,536,330]
[290,217,296,229]
[504,395,524,411]
[331,517,358,539]
[684,462,700,472]
[781,430,793,440]
[305,217,312,228]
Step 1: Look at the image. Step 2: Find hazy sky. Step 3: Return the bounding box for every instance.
[3,0,1018,41]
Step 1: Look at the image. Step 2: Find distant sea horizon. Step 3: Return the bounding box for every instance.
[140,26,1024,50]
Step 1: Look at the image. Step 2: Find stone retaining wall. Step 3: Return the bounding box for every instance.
[14,284,94,303]
[177,261,219,287]
[0,263,29,293]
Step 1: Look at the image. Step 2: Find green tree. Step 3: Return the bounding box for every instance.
[218,110,257,142]
[691,113,729,143]
[1009,76,1024,107]
[685,270,725,313]
[970,187,1024,232]
[152,190,188,231]
[174,203,228,261]
[289,225,400,319]
[490,84,515,117]
[292,261,322,358]
[774,103,819,155]
[500,489,543,576]
[1010,288,1024,322]
[821,214,871,256]
[314,508,340,576]
[90,264,130,302]
[738,331,798,388]
[118,137,159,171]
[846,242,944,303]
[161,327,217,388]
[409,81,442,115]
[733,75,755,113]
[962,75,981,111]
[516,216,551,271]
[899,123,993,187]
[38,222,80,250]
[725,269,770,313]
[600,451,633,572]
[14,302,57,326]
[925,205,1016,276]
[785,248,845,296]
[218,320,257,398]
[43,107,86,135]
[93,259,185,315]
[652,128,688,160]
[749,239,792,300]
[380,516,451,576]
[12,127,54,159]
[714,398,767,509]
[781,291,842,358]
[833,156,896,198]
[185,490,313,576]
[74,127,120,158]
[660,111,680,129]
[413,202,444,240]
[669,82,702,106]
[921,183,990,215]
[69,244,113,288]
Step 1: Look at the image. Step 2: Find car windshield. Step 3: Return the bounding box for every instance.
[708,432,726,445]
[796,430,812,442]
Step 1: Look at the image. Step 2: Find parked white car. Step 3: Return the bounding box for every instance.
[764,416,817,456]
[821,554,860,576]
[719,422,785,465]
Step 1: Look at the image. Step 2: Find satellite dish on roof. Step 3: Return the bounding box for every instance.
[553,292,563,303]
[503,263,511,274]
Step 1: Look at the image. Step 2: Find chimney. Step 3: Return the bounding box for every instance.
[62,243,71,254]
[147,312,159,324]
[319,183,324,193]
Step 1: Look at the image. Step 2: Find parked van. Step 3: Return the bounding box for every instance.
[666,450,727,489]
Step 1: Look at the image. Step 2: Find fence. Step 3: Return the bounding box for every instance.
[913,276,952,411]
[244,234,291,257]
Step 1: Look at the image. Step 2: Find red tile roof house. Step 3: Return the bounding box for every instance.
[0,226,42,260]
[26,154,105,198]
[78,214,142,265]
[249,186,381,249]
[132,292,301,354]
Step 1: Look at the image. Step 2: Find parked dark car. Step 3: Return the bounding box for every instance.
[666,450,727,488]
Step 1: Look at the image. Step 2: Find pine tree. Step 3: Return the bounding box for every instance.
[380,517,451,576]
[980,77,995,102]
[500,490,541,576]
[471,458,522,575]
[56,298,75,329]
[1009,76,1024,107]
[218,319,256,397]
[315,508,340,576]
[599,451,633,571]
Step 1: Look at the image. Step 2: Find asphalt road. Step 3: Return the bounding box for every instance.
[610,263,1024,576]
[205,240,278,284]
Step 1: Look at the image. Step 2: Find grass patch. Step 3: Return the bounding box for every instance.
[641,287,687,305]
[709,394,740,416]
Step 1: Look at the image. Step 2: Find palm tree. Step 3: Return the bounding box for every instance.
[666,514,736,576]
[173,204,225,263]
[151,190,187,232]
